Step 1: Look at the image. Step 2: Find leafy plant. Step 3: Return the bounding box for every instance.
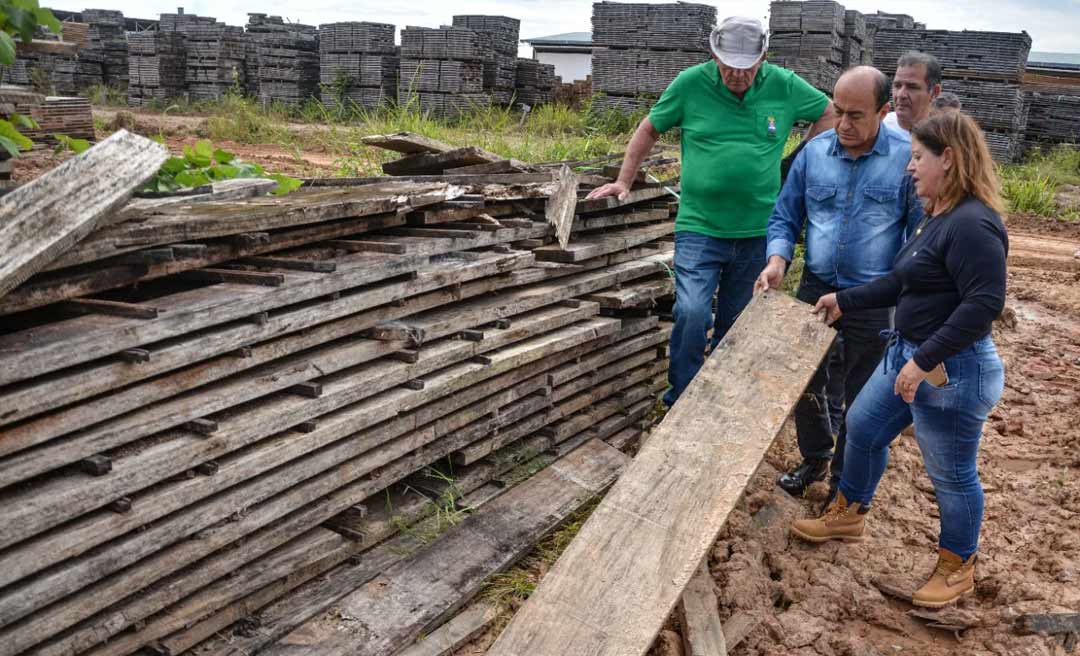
[0,111,34,156]
[0,0,60,66]
[141,139,301,195]
[1002,172,1057,216]
[53,132,90,154]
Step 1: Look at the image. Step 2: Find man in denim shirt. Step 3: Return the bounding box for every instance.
[755,66,923,502]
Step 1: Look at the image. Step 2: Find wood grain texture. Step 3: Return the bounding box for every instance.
[0,130,167,299]
[678,561,727,656]
[486,292,835,656]
[545,164,578,250]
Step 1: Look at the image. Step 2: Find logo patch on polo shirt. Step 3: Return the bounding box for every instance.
[767,115,777,138]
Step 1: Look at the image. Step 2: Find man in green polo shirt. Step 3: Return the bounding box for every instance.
[587,16,834,405]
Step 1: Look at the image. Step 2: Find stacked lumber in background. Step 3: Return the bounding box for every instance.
[21,95,95,141]
[245,15,319,108]
[82,8,128,90]
[0,131,676,656]
[864,11,916,30]
[318,21,398,111]
[768,0,845,94]
[452,15,519,105]
[127,30,187,105]
[842,9,872,68]
[179,18,247,102]
[515,58,557,107]
[874,28,1032,161]
[399,26,492,117]
[591,1,714,115]
[1021,78,1080,154]
[1,44,79,94]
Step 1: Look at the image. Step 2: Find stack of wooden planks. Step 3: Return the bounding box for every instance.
[452,15,520,105]
[318,22,399,111]
[246,15,321,108]
[399,26,493,117]
[127,30,187,106]
[0,131,677,656]
[82,8,129,89]
[514,58,557,107]
[1021,80,1080,154]
[181,19,248,102]
[768,0,846,93]
[590,1,715,115]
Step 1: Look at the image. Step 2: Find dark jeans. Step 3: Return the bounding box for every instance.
[841,335,1004,559]
[663,232,766,406]
[794,270,891,483]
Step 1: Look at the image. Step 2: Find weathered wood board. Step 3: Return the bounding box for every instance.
[486,292,835,656]
[0,130,167,299]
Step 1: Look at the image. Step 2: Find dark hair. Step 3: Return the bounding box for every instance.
[932,92,962,111]
[871,67,890,110]
[911,112,1004,215]
[896,50,942,89]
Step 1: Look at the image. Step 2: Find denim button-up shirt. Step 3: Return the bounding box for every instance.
[766,126,923,289]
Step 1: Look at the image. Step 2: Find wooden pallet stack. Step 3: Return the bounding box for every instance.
[452,15,519,105]
[1020,79,1080,154]
[841,9,872,67]
[591,1,714,115]
[873,28,1032,161]
[1,43,80,94]
[768,0,845,93]
[179,18,248,102]
[82,8,128,90]
[127,30,187,105]
[515,58,557,106]
[318,21,399,111]
[399,26,492,117]
[245,15,320,108]
[0,131,676,656]
[864,11,916,31]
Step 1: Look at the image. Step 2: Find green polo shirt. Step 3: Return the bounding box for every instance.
[649,61,829,238]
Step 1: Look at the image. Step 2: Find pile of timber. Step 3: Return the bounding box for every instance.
[0,130,678,656]
[768,0,846,94]
[515,58,557,107]
[0,44,79,95]
[452,15,520,105]
[127,30,187,106]
[318,21,399,111]
[180,19,247,102]
[82,8,129,89]
[399,26,492,117]
[246,15,320,107]
[1021,79,1080,154]
[873,28,1032,161]
[591,1,715,115]
[864,11,916,30]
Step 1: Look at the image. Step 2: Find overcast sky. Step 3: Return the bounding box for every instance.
[45,0,1080,54]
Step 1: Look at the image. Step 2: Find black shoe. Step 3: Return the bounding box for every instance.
[777,458,829,497]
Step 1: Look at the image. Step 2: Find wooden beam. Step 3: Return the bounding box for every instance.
[395,603,500,656]
[179,269,286,287]
[237,256,337,273]
[485,292,835,656]
[360,132,458,155]
[383,147,503,176]
[545,164,579,250]
[0,130,167,299]
[60,298,160,319]
[678,561,728,656]
[325,239,408,254]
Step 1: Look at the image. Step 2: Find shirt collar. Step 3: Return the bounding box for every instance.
[828,123,891,160]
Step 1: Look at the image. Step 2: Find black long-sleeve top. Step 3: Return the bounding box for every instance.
[837,195,1008,371]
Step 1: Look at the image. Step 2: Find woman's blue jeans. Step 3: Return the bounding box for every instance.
[839,334,1005,559]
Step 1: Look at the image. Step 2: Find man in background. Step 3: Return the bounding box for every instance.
[883,51,942,136]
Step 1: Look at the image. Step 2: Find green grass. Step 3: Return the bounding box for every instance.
[81,84,129,107]
[1000,144,1080,219]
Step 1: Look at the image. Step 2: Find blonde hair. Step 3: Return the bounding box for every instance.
[910,112,1006,216]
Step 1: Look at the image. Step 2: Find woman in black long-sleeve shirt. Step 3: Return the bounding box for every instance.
[788,112,1008,608]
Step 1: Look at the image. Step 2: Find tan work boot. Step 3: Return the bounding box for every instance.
[912,548,976,608]
[790,490,868,543]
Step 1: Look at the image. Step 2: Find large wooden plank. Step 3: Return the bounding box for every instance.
[47,182,460,271]
[545,164,578,249]
[532,222,674,263]
[396,603,499,656]
[678,562,728,656]
[486,292,835,656]
[361,131,458,154]
[0,130,167,299]
[263,438,628,656]
[383,147,503,176]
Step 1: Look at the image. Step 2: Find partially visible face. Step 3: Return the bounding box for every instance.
[832,75,887,152]
[907,137,950,202]
[892,64,938,128]
[715,58,761,95]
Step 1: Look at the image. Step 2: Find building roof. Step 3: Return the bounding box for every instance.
[522,32,592,46]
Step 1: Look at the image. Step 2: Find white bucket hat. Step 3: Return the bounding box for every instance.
[709,16,768,69]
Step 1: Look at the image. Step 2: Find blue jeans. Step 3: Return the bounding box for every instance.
[663,232,765,406]
[840,334,1005,559]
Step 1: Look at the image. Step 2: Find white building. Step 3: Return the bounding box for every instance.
[521,32,593,83]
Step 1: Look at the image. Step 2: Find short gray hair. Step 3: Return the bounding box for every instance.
[932,92,962,111]
[896,50,942,89]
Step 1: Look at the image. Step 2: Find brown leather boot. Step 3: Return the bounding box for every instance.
[912,548,976,608]
[790,490,868,543]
